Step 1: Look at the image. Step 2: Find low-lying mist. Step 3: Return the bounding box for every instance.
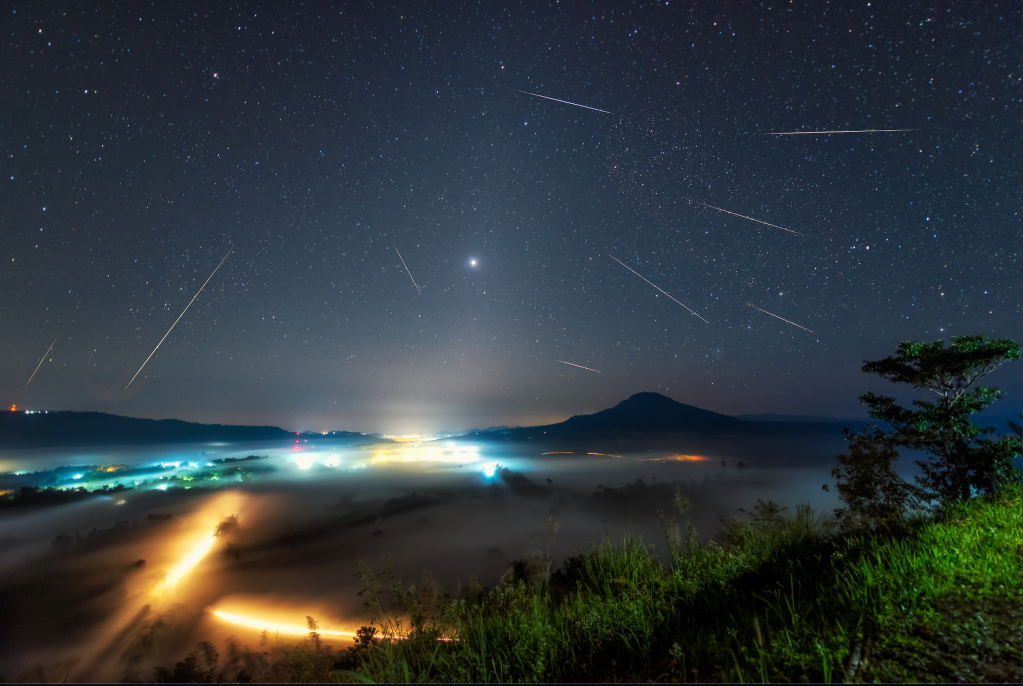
[0,431,853,681]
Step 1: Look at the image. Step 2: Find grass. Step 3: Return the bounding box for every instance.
[142,483,1021,683]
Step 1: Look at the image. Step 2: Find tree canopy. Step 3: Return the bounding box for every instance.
[829,335,1021,523]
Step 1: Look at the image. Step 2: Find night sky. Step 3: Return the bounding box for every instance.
[3,1,1020,433]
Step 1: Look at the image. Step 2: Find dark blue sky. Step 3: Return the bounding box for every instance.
[2,1,1020,432]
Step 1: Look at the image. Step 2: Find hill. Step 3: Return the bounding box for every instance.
[468,392,869,442]
[559,391,744,432]
[0,411,359,449]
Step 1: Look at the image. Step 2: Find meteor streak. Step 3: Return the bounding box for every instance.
[606,254,709,324]
[24,338,57,388]
[690,200,806,237]
[558,360,601,374]
[394,246,421,295]
[124,245,234,391]
[746,302,815,333]
[514,90,611,114]
[764,129,916,135]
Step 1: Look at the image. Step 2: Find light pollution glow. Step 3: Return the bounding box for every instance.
[287,443,481,471]
[371,444,479,465]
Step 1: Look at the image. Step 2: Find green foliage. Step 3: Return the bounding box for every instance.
[839,483,1023,683]
[153,641,219,683]
[0,483,131,508]
[826,427,923,530]
[142,484,1021,683]
[836,335,1021,518]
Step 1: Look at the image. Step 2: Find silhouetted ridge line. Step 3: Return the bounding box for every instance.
[469,392,868,440]
[0,411,364,449]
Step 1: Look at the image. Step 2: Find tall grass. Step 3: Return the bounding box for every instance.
[144,484,1022,683]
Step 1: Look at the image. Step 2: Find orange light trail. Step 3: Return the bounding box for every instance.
[638,455,712,462]
[764,129,916,135]
[125,244,234,391]
[607,254,709,323]
[746,302,815,333]
[213,611,458,641]
[214,611,358,637]
[689,200,806,237]
[155,530,218,600]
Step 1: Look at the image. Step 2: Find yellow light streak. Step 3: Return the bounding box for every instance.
[214,610,458,641]
[155,530,217,600]
[214,611,357,637]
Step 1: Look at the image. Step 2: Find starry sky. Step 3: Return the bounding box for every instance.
[2,1,1020,434]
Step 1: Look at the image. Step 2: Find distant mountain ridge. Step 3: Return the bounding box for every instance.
[468,392,868,440]
[6,394,1005,451]
[560,392,744,432]
[0,411,366,449]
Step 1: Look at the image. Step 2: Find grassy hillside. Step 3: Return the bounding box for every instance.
[138,483,1022,683]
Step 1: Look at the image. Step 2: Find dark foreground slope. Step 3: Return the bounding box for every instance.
[0,411,355,449]
[133,484,1021,684]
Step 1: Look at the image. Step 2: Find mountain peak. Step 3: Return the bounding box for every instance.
[559,391,742,432]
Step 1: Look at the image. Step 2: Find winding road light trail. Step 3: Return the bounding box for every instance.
[124,245,234,391]
[213,611,458,641]
[214,611,358,637]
